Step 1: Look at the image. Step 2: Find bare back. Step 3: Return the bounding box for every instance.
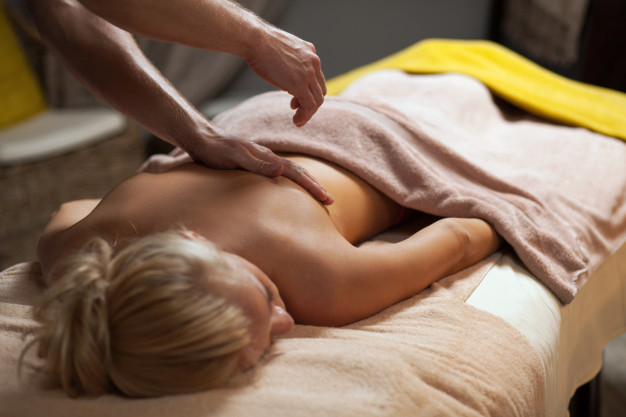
[39,153,502,326]
[39,155,401,314]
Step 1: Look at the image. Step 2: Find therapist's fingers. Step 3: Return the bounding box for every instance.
[236,141,284,176]
[280,158,334,205]
[244,142,334,205]
[289,52,326,127]
[306,42,327,98]
[311,78,325,107]
[292,82,325,127]
[187,133,333,204]
[318,68,327,96]
[291,89,315,127]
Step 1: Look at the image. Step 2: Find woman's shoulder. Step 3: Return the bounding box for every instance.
[37,200,101,279]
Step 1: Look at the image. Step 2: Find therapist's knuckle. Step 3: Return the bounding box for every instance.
[308,52,321,68]
[300,52,320,71]
[252,142,273,157]
[288,162,305,177]
[305,41,317,53]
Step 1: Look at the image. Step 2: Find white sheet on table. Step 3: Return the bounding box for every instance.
[467,242,626,417]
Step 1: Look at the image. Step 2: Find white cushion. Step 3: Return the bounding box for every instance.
[0,108,126,165]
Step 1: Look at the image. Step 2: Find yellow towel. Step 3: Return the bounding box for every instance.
[0,3,46,129]
[327,39,626,142]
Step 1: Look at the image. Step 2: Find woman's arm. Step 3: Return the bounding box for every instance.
[290,217,502,326]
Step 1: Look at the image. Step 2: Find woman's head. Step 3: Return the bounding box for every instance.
[27,230,293,397]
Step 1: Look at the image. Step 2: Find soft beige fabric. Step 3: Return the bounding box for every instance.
[0,251,545,417]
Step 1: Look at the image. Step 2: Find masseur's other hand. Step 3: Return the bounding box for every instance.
[245,26,326,127]
[187,134,334,205]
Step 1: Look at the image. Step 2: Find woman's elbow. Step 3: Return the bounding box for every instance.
[445,217,502,265]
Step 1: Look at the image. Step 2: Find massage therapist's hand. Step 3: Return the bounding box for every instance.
[187,132,334,205]
[244,26,326,127]
[26,0,331,203]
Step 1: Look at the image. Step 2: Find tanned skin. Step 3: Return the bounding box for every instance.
[39,155,502,327]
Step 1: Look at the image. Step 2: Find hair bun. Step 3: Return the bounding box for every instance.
[26,231,251,397]
[31,236,115,396]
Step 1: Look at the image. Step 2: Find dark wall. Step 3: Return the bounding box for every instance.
[491,0,626,92]
[226,0,494,95]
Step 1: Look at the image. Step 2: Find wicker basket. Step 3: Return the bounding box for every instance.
[0,125,145,270]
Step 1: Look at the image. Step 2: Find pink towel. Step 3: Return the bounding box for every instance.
[143,71,626,303]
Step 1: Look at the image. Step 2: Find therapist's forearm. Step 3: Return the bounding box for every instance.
[77,0,326,128]
[76,0,265,59]
[25,0,218,150]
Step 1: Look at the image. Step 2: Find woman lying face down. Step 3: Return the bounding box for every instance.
[27,154,502,397]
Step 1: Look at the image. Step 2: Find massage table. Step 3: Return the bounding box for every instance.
[2,241,624,416]
[468,245,626,415]
[1,40,625,417]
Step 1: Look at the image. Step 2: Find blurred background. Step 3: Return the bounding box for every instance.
[0,1,625,415]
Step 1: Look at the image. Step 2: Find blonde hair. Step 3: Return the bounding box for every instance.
[24,232,251,397]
